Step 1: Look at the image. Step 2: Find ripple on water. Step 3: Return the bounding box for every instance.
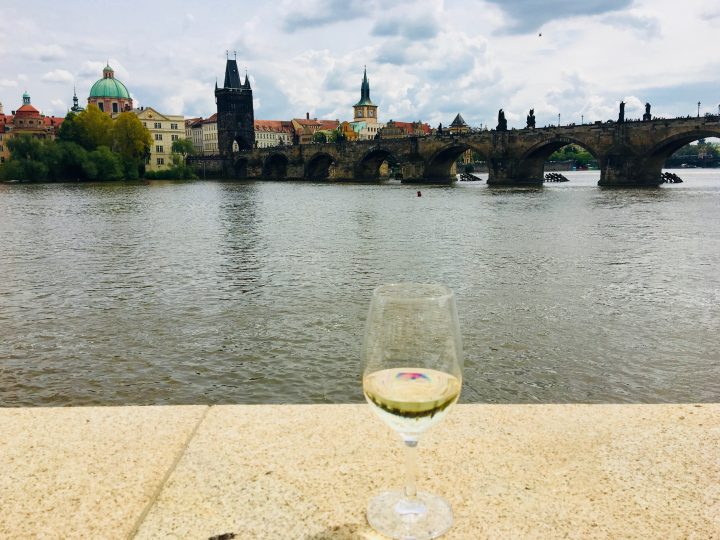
[0,173,719,405]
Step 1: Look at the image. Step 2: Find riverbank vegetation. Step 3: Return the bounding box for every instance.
[0,104,196,182]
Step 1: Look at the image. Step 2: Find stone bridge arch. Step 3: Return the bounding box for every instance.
[423,142,491,181]
[601,127,720,186]
[423,143,472,181]
[354,147,400,180]
[305,152,337,180]
[262,153,289,179]
[516,136,603,183]
[646,128,720,165]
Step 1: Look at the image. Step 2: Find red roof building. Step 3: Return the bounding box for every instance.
[0,92,64,163]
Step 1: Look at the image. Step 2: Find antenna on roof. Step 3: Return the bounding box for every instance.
[225,50,229,59]
[234,50,237,60]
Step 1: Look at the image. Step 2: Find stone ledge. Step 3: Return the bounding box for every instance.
[2,404,718,539]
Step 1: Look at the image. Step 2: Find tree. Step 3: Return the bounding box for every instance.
[312,131,327,143]
[171,138,194,165]
[3,135,50,181]
[69,104,113,150]
[112,112,151,178]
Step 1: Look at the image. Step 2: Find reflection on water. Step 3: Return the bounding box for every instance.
[1,170,719,406]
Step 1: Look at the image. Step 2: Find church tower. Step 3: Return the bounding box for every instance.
[353,67,378,123]
[215,55,255,155]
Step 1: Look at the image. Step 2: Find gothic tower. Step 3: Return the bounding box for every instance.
[215,56,255,155]
[353,67,378,123]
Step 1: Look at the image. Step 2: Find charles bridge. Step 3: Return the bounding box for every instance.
[191,115,720,187]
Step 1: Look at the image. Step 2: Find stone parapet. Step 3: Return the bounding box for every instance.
[1,404,717,538]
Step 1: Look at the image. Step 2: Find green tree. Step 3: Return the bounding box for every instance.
[69,104,114,150]
[171,138,194,165]
[112,112,151,179]
[87,146,123,180]
[4,135,50,181]
[312,131,327,143]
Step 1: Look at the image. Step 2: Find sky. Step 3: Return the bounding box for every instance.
[1,0,719,129]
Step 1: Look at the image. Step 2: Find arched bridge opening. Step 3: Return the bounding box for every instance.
[263,154,289,179]
[423,144,476,181]
[649,130,720,172]
[305,153,336,180]
[520,138,600,183]
[355,148,400,181]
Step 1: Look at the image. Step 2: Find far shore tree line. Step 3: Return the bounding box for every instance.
[0,104,196,182]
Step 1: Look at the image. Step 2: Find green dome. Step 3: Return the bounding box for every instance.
[88,65,130,99]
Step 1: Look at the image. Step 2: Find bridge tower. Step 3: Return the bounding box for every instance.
[215,56,255,156]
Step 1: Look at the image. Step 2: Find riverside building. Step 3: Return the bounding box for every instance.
[129,106,184,171]
[0,93,64,163]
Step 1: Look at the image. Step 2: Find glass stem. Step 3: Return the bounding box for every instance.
[403,437,418,499]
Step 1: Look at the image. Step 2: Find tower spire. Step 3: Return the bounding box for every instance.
[223,55,241,89]
[361,65,370,102]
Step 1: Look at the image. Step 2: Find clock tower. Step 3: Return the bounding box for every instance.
[353,67,378,124]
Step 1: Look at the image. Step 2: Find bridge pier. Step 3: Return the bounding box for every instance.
[486,157,544,186]
[598,155,663,187]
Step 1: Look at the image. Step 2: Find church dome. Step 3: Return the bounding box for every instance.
[88,64,130,99]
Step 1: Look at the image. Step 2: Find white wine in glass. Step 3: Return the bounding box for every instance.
[362,283,463,540]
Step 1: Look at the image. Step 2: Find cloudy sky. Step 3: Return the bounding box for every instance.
[1,0,718,129]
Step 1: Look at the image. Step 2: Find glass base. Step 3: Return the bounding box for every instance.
[367,490,453,540]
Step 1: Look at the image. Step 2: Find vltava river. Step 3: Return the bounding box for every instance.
[1,170,718,406]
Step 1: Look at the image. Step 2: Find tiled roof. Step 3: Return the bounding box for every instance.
[255,120,293,133]
[44,116,65,128]
[14,103,41,116]
[386,121,432,134]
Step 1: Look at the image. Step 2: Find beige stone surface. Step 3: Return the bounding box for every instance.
[0,405,207,539]
[135,404,720,540]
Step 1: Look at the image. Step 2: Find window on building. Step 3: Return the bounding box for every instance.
[155,133,162,141]
[171,134,179,141]
[0,156,3,163]
[98,103,104,112]
[112,103,118,114]
[156,145,164,153]
[157,157,164,165]
[143,122,147,127]
[154,122,161,129]
[171,123,178,130]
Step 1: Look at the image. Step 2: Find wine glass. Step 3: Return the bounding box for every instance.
[361,283,463,540]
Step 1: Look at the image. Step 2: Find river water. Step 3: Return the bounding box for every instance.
[1,170,718,406]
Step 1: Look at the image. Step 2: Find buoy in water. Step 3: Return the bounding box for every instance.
[417,191,422,197]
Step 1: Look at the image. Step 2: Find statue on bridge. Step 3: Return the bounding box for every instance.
[643,102,652,121]
[618,101,625,123]
[526,108,536,129]
[497,109,508,131]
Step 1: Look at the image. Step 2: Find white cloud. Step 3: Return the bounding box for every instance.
[48,98,67,115]
[41,69,73,84]
[23,44,66,62]
[0,0,717,130]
